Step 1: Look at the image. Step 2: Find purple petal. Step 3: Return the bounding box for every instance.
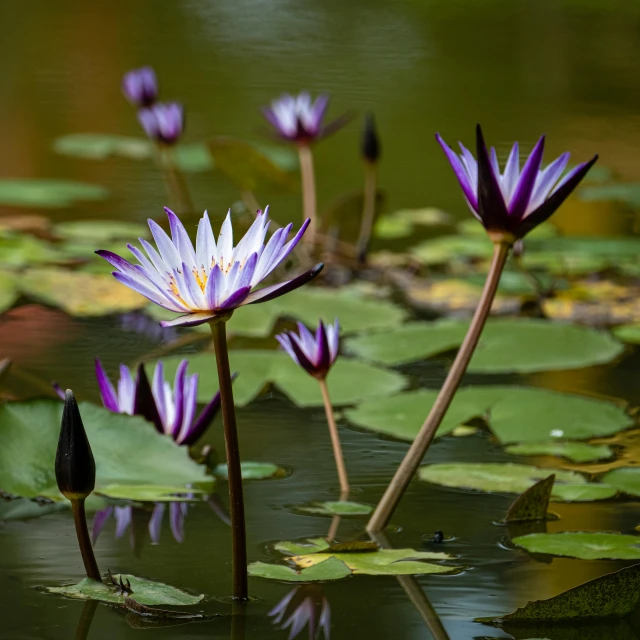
[171,360,189,437]
[170,502,185,543]
[91,507,113,544]
[159,311,219,328]
[152,361,169,430]
[285,333,319,376]
[243,263,324,306]
[475,124,509,230]
[508,135,545,219]
[315,321,332,374]
[310,94,330,130]
[52,381,65,400]
[318,111,353,140]
[148,503,165,544]
[94,359,120,412]
[181,383,226,447]
[218,286,252,310]
[114,506,132,539]
[435,134,477,210]
[133,364,164,434]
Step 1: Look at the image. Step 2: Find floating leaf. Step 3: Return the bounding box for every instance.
[345,386,631,444]
[159,351,406,408]
[479,563,640,623]
[274,538,330,556]
[346,319,623,371]
[123,597,205,621]
[19,268,147,316]
[0,400,210,500]
[579,183,640,207]
[53,220,149,243]
[54,133,152,160]
[213,461,284,480]
[48,575,203,606]
[0,498,67,522]
[0,178,108,208]
[296,501,373,516]
[613,323,640,344]
[417,463,616,502]
[96,485,207,502]
[457,218,557,239]
[248,557,352,583]
[512,532,640,560]
[506,442,614,463]
[506,475,555,523]
[289,548,459,576]
[601,468,640,497]
[0,233,63,268]
[374,208,452,239]
[410,235,493,265]
[0,271,18,313]
[171,144,213,172]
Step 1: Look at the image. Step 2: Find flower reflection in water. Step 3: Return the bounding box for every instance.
[269,585,331,639]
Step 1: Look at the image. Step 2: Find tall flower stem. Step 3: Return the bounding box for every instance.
[367,241,510,533]
[326,489,348,541]
[157,145,194,214]
[209,319,248,601]
[298,144,317,248]
[356,162,378,263]
[318,378,349,495]
[71,498,101,581]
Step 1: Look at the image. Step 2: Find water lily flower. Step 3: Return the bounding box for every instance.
[276,319,339,380]
[269,585,331,640]
[122,66,158,107]
[436,124,598,242]
[95,358,222,446]
[262,92,347,145]
[138,101,184,145]
[97,207,323,328]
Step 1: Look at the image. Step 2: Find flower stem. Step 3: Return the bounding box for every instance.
[70,498,101,581]
[298,144,317,247]
[209,320,248,601]
[157,144,194,214]
[366,241,510,533]
[74,600,98,640]
[356,162,378,263]
[318,378,349,495]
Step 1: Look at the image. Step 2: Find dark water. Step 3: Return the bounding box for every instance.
[3,1,640,638]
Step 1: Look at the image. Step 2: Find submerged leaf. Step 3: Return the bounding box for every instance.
[505,475,555,523]
[512,532,640,560]
[248,557,352,582]
[0,178,108,208]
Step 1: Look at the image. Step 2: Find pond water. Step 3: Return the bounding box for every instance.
[3,1,640,639]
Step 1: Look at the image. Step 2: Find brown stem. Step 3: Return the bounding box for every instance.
[366,241,510,533]
[356,162,378,263]
[71,498,101,581]
[157,145,194,214]
[74,600,98,640]
[318,379,349,495]
[326,489,349,541]
[209,320,248,601]
[298,144,317,247]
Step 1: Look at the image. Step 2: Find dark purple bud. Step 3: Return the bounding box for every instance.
[133,364,164,435]
[361,113,381,163]
[55,390,96,500]
[138,102,185,145]
[122,67,158,107]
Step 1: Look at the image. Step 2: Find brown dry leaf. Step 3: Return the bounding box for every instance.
[506,475,555,523]
[0,214,53,238]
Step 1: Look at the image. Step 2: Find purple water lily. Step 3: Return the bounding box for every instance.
[276,319,339,380]
[97,207,323,328]
[269,586,331,640]
[122,66,158,107]
[262,92,347,144]
[95,358,221,446]
[138,101,184,145]
[436,125,598,241]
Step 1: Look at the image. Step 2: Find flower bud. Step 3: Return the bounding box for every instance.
[138,102,185,145]
[361,113,381,164]
[122,67,158,107]
[55,390,96,500]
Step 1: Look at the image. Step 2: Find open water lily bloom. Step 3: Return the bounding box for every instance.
[97,207,322,328]
[436,124,598,241]
[262,92,346,144]
[122,66,158,107]
[95,358,220,446]
[276,319,339,380]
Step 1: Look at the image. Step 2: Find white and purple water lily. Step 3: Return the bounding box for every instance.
[95,358,222,446]
[276,319,339,380]
[436,124,598,241]
[262,92,347,144]
[122,66,158,107]
[138,101,184,145]
[97,207,323,328]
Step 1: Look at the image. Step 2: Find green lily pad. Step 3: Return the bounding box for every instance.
[457,218,557,239]
[53,220,149,243]
[0,498,67,522]
[418,463,616,502]
[512,532,640,560]
[479,563,640,623]
[374,208,452,239]
[0,271,18,313]
[613,323,640,344]
[213,461,284,480]
[345,318,623,371]
[48,575,203,606]
[345,386,631,444]
[505,442,614,463]
[0,233,63,268]
[274,538,330,555]
[297,501,373,516]
[159,351,406,408]
[601,468,640,497]
[96,485,207,502]
[290,548,459,576]
[19,268,148,316]
[0,178,108,208]
[0,400,210,500]
[410,235,493,265]
[248,557,352,583]
[578,183,640,207]
[171,144,213,172]
[54,133,153,160]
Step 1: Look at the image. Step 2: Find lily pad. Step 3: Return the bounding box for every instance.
[19,268,148,316]
[159,351,406,408]
[0,178,108,208]
[248,557,351,583]
[613,323,640,344]
[506,442,614,463]
[213,461,284,480]
[0,271,18,313]
[0,400,210,500]
[53,220,149,243]
[579,183,640,207]
[274,538,330,556]
[417,463,616,502]
[0,233,63,268]
[289,548,460,576]
[296,501,373,516]
[48,575,203,606]
[345,319,623,372]
[374,208,452,239]
[54,134,152,160]
[96,485,207,502]
[410,235,493,265]
[512,532,640,560]
[345,386,632,444]
[171,144,213,172]
[602,468,640,497]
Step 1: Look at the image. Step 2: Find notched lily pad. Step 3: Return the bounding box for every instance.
[248,557,351,583]
[512,532,640,560]
[213,461,285,480]
[47,574,203,606]
[296,501,373,516]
